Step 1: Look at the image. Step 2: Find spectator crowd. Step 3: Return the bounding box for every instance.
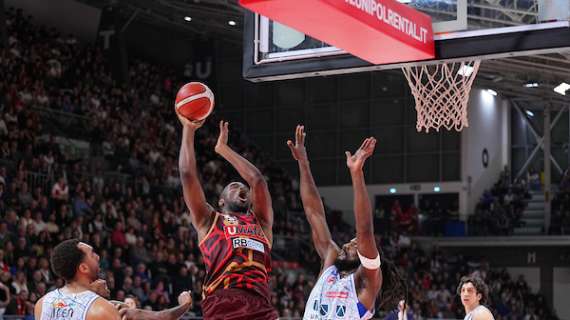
[469,168,530,236]
[550,168,570,235]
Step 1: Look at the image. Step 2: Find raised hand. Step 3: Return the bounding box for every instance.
[287,125,308,162]
[345,137,377,172]
[215,120,229,154]
[117,304,138,320]
[175,107,205,131]
[89,279,110,298]
[177,291,193,306]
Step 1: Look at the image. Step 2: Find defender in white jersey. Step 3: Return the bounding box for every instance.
[35,239,193,320]
[457,275,495,320]
[34,239,120,320]
[39,288,100,320]
[287,126,406,320]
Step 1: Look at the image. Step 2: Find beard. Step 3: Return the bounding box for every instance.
[88,269,99,282]
[334,257,360,273]
[226,200,249,213]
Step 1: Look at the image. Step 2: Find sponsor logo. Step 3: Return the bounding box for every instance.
[232,238,265,253]
[51,300,74,318]
[313,300,319,311]
[336,305,346,317]
[224,224,266,242]
[319,304,329,316]
[326,275,336,284]
[52,300,67,308]
[344,0,430,44]
[325,291,349,299]
[221,214,239,226]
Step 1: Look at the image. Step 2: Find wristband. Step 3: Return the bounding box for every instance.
[357,251,381,269]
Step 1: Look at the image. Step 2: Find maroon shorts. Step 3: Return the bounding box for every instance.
[202,288,279,320]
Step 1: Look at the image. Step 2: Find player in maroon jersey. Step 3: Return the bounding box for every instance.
[177,115,278,320]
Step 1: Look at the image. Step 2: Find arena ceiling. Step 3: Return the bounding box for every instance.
[76,0,570,107]
[76,0,245,44]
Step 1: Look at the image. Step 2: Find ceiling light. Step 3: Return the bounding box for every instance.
[554,82,570,95]
[389,188,397,194]
[525,110,534,117]
[485,89,497,96]
[457,65,474,77]
[434,186,441,192]
[184,16,192,22]
[524,81,539,88]
[228,20,237,26]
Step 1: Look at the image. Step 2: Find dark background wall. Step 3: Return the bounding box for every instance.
[124,20,212,68]
[5,0,101,42]
[213,43,461,186]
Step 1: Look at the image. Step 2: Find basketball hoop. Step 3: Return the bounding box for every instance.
[402,60,481,132]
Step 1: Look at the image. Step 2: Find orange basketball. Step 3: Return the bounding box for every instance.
[175,82,215,121]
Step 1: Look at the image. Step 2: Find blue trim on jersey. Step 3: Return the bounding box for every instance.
[357,301,367,317]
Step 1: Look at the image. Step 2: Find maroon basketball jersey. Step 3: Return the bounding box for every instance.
[199,211,272,299]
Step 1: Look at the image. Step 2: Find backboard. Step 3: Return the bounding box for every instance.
[242,0,570,82]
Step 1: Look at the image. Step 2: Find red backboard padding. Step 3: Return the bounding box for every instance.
[240,0,435,65]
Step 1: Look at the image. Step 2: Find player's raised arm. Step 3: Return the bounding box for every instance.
[346,138,382,305]
[214,121,274,242]
[177,114,214,240]
[287,125,339,268]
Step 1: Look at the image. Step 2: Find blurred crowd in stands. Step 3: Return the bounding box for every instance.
[551,169,570,235]
[469,168,530,236]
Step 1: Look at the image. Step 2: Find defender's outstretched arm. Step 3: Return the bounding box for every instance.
[346,138,382,308]
[288,125,339,269]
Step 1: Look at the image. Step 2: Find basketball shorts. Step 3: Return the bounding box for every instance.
[202,288,279,320]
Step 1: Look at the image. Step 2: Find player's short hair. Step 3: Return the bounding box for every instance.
[456,275,489,304]
[51,239,85,281]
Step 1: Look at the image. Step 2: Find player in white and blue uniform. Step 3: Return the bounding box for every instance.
[34,239,120,320]
[457,275,495,320]
[34,239,192,320]
[304,263,374,319]
[287,126,406,320]
[39,288,100,320]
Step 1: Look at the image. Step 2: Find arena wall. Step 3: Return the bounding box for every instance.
[5,0,100,42]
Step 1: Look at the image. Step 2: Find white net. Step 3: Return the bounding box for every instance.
[402,60,481,132]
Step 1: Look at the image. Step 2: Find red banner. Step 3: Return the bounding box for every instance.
[240,0,434,64]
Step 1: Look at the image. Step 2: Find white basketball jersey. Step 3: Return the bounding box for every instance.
[40,289,99,320]
[303,265,374,320]
[465,305,494,320]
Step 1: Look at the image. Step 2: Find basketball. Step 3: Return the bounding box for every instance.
[175,82,215,121]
